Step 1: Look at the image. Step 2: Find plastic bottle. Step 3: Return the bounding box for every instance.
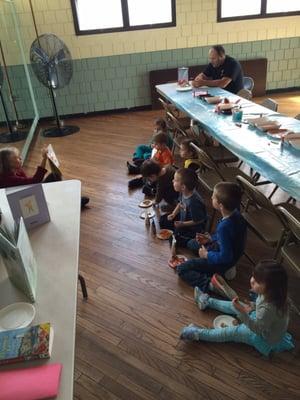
[145,211,150,228]
[151,220,156,236]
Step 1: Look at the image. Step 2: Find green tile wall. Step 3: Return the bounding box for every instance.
[1,37,300,122]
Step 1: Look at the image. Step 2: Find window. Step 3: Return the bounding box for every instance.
[70,0,176,35]
[217,0,300,22]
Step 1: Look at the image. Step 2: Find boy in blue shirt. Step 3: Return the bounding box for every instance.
[160,168,207,247]
[177,182,247,289]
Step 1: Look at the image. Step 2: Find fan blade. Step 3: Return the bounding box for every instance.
[31,45,50,65]
[54,48,66,63]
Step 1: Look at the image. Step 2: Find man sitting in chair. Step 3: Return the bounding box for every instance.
[192,45,244,94]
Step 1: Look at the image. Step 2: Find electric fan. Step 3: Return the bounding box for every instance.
[30,34,79,137]
[0,62,28,143]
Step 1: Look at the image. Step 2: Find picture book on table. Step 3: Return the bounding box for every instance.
[47,144,63,178]
[0,217,37,302]
[6,183,50,230]
[0,322,54,365]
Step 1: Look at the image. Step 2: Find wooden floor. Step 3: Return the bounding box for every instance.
[23,95,300,400]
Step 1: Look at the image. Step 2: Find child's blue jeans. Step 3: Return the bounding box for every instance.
[181,297,294,356]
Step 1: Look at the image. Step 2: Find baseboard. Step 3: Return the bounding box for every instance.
[0,105,153,128]
[266,86,300,94]
[39,104,153,123]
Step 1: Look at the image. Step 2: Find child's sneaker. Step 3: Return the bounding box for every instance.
[210,274,238,300]
[180,324,201,341]
[194,286,209,310]
[127,161,140,175]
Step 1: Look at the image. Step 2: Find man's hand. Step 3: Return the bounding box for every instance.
[198,245,208,259]
[192,79,205,88]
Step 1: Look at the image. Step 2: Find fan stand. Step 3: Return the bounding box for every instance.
[42,87,79,137]
[0,91,28,143]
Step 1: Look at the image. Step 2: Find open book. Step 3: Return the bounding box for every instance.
[47,144,63,178]
[0,217,37,302]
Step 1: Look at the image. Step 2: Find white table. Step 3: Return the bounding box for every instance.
[0,180,81,400]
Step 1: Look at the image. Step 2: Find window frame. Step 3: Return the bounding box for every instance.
[217,0,300,22]
[70,0,176,36]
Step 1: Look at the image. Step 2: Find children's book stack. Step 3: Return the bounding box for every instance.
[0,323,62,399]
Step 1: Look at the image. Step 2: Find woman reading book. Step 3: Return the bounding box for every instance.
[0,147,89,208]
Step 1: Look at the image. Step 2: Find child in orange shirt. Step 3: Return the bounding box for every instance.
[152,132,174,166]
[128,132,174,190]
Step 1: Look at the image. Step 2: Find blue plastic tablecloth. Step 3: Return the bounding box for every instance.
[156,83,300,200]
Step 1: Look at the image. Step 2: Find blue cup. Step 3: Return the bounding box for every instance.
[232,108,243,122]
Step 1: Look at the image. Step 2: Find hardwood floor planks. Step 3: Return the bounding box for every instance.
[22,95,300,399]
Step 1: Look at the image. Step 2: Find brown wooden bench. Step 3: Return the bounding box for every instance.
[149,58,267,109]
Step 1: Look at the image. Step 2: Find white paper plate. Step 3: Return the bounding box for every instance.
[176,85,192,92]
[213,315,238,329]
[140,210,155,219]
[0,302,36,331]
[138,199,153,208]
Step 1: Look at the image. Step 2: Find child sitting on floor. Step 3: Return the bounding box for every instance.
[176,182,247,289]
[128,132,174,191]
[140,160,178,208]
[180,260,294,357]
[127,118,173,174]
[179,139,202,171]
[159,168,207,247]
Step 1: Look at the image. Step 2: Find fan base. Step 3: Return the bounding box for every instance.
[42,125,80,137]
[0,130,28,143]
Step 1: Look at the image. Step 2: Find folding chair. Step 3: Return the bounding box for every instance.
[278,206,300,274]
[236,175,287,258]
[158,97,191,130]
[261,98,278,112]
[169,112,239,164]
[237,88,252,100]
[191,145,250,230]
[243,76,254,92]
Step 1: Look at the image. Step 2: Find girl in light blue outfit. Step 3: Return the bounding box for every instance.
[180,260,294,357]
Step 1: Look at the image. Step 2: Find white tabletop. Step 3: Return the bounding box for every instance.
[0,180,81,400]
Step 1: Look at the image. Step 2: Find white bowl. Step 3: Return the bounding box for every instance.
[0,302,36,331]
